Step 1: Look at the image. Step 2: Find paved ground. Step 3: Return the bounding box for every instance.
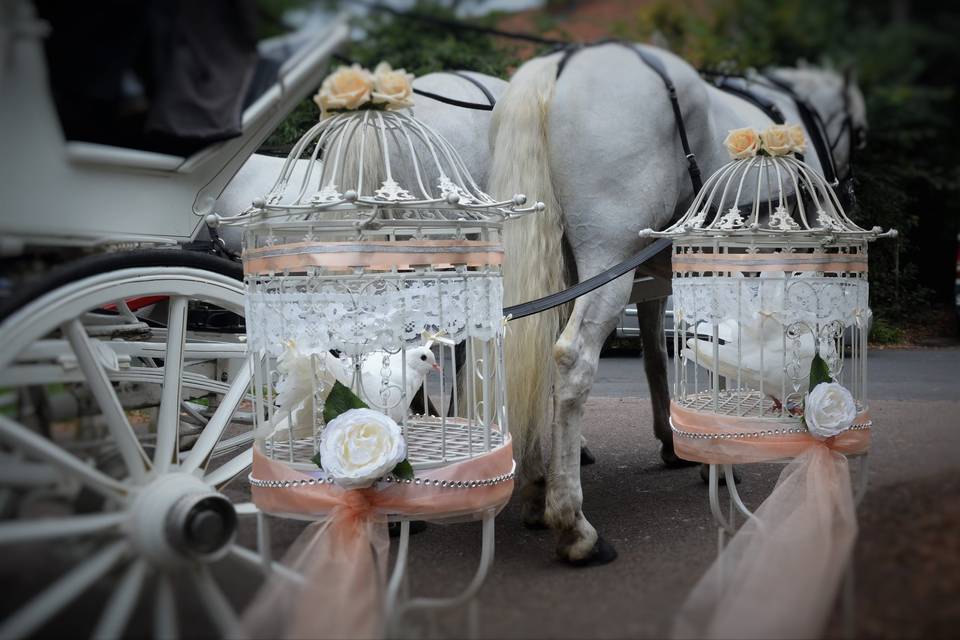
[249,347,960,639]
[6,349,955,638]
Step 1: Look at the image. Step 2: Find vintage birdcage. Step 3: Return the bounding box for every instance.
[642,132,896,639]
[642,151,893,433]
[218,105,539,636]
[231,108,540,471]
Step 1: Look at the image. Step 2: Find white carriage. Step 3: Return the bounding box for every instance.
[0,1,349,636]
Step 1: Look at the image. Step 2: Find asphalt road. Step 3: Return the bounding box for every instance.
[238,347,960,639]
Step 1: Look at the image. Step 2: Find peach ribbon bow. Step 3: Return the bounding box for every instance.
[242,442,514,639]
[670,402,870,640]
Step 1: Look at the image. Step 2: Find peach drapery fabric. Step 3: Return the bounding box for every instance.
[242,442,514,640]
[670,402,870,640]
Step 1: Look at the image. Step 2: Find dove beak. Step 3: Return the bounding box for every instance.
[431,362,442,372]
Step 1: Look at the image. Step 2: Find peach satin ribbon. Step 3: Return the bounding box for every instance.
[242,442,514,640]
[670,402,870,640]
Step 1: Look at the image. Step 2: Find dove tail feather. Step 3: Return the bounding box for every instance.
[488,57,569,478]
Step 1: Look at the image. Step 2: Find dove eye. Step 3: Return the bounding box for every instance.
[420,354,428,361]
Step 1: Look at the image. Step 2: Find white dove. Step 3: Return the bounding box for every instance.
[271,344,440,439]
[682,272,817,405]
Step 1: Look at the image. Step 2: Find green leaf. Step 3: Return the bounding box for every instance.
[310,452,323,469]
[392,459,414,481]
[322,381,368,423]
[808,353,833,391]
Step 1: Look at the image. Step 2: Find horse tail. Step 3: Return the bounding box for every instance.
[489,56,568,473]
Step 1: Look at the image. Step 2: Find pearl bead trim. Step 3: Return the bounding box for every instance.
[248,470,516,490]
[671,421,872,440]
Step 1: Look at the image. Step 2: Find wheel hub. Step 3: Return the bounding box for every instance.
[128,472,237,565]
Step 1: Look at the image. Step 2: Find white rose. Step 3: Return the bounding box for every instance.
[724,127,761,159]
[804,382,857,439]
[371,62,415,109]
[760,124,793,156]
[319,408,406,489]
[788,124,806,153]
[313,64,374,114]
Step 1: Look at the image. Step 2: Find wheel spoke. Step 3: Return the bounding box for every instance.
[63,319,147,481]
[193,566,241,637]
[91,559,148,640]
[0,541,127,639]
[203,448,253,489]
[228,544,305,585]
[0,414,129,500]
[0,512,125,546]
[181,360,253,473]
[154,297,188,473]
[154,573,178,640]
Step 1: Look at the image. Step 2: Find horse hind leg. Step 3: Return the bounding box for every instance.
[637,298,697,468]
[546,275,632,565]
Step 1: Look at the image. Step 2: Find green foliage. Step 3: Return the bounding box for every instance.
[322,381,368,424]
[869,317,906,345]
[391,459,414,481]
[808,353,833,390]
[259,1,517,154]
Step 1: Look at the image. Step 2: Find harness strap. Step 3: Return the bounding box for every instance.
[503,238,672,320]
[412,70,496,111]
[711,77,785,124]
[761,72,839,185]
[555,42,703,193]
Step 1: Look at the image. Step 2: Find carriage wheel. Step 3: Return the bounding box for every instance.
[0,250,268,638]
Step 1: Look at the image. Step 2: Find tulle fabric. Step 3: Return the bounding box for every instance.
[242,442,514,640]
[670,402,870,639]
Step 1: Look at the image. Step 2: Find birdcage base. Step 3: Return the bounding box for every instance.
[264,416,507,471]
[676,389,794,420]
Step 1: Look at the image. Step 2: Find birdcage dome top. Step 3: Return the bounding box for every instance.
[220,109,540,230]
[642,154,893,243]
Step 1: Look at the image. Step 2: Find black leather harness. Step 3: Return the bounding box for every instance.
[412,70,496,111]
[760,72,840,186]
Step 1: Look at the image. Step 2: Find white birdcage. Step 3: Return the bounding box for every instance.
[647,143,897,639]
[224,107,540,475]
[642,153,894,428]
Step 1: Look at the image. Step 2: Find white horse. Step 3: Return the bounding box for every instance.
[489,43,867,564]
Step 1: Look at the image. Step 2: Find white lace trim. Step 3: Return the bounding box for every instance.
[673,275,870,328]
[245,274,504,356]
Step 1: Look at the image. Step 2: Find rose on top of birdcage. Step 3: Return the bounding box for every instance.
[723,123,806,159]
[312,61,415,117]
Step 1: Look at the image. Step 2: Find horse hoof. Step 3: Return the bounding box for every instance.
[699,465,742,485]
[388,521,427,538]
[661,445,698,469]
[580,446,597,466]
[566,535,618,568]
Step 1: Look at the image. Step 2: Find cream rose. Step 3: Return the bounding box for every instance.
[319,408,406,489]
[724,127,761,159]
[313,64,374,114]
[371,62,415,109]
[760,124,793,156]
[804,382,857,439]
[788,124,806,153]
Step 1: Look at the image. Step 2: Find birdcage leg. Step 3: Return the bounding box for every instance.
[385,519,412,636]
[257,511,273,574]
[395,511,495,631]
